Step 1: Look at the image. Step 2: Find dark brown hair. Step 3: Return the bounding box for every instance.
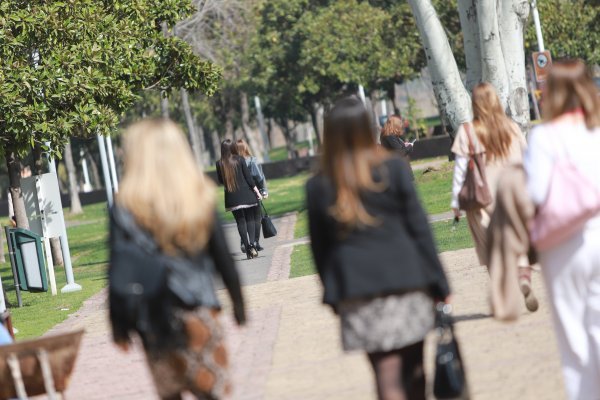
[543,59,600,130]
[218,139,238,192]
[322,96,387,228]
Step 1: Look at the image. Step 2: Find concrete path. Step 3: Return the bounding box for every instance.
[44,218,566,399]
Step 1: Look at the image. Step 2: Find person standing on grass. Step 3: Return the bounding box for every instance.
[216,139,263,259]
[380,114,414,158]
[524,60,600,400]
[306,96,451,400]
[109,119,245,400]
[233,139,269,253]
[450,82,538,313]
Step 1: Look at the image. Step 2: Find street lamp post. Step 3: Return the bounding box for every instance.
[530,0,545,52]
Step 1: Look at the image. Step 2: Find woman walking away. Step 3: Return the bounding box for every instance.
[109,119,246,400]
[450,82,537,312]
[307,96,451,400]
[525,60,600,400]
[380,115,414,157]
[234,139,269,252]
[217,139,263,259]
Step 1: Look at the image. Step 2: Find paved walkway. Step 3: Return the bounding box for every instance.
[44,217,566,399]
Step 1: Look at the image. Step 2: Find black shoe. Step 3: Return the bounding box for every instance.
[255,242,264,252]
[241,243,246,254]
[246,245,258,260]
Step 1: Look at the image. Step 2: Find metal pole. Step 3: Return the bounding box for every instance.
[381,99,388,117]
[80,149,92,192]
[0,273,6,313]
[5,227,22,308]
[105,136,119,192]
[97,134,114,206]
[254,96,271,162]
[530,1,545,52]
[358,85,366,105]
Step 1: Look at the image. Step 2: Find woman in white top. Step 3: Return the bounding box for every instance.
[524,60,600,400]
[451,83,537,311]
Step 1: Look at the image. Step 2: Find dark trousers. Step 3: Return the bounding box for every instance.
[368,341,426,400]
[232,207,257,249]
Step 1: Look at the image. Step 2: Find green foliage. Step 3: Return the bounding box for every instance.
[0,1,221,158]
[525,0,600,65]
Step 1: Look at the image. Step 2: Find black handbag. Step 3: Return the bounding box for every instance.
[433,302,467,399]
[260,201,277,239]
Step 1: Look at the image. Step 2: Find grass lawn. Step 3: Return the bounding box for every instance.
[268,140,311,162]
[1,204,109,339]
[414,161,453,215]
[289,218,473,278]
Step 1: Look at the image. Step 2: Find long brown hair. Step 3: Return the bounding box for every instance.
[543,59,600,130]
[380,115,404,138]
[471,82,517,160]
[219,139,239,192]
[117,119,216,255]
[235,139,252,158]
[322,96,387,228]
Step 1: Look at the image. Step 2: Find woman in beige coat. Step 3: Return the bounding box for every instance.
[451,82,538,312]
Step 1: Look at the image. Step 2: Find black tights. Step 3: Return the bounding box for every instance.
[232,207,257,249]
[368,341,426,400]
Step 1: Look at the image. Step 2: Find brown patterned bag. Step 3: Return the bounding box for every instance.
[458,123,493,211]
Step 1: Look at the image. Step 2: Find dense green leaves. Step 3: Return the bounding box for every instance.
[0,0,221,157]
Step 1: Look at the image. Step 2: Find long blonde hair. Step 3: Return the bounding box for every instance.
[543,59,600,130]
[472,82,516,160]
[322,96,387,228]
[235,139,252,158]
[117,119,216,255]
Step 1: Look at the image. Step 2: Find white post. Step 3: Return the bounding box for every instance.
[105,136,119,192]
[45,144,81,293]
[80,149,92,192]
[380,99,388,117]
[358,85,366,105]
[307,125,315,157]
[0,274,6,313]
[97,134,114,206]
[254,96,271,161]
[530,0,545,52]
[43,238,57,296]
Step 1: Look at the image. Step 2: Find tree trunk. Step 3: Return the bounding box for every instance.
[310,104,322,145]
[457,0,482,92]
[50,237,63,266]
[499,0,531,132]
[64,140,83,214]
[476,0,510,108]
[160,93,169,118]
[408,0,472,129]
[240,92,264,162]
[32,142,44,175]
[225,109,235,139]
[86,150,101,189]
[282,119,297,159]
[180,88,203,166]
[6,152,29,229]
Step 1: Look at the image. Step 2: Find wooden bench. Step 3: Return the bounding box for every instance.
[0,330,84,400]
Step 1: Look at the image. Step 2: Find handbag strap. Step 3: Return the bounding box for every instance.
[260,201,269,216]
[463,122,476,156]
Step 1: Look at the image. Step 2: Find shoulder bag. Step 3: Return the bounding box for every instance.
[260,201,277,239]
[530,129,600,251]
[458,123,493,211]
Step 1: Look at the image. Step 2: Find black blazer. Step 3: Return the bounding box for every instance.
[380,135,414,179]
[216,156,258,209]
[306,157,450,307]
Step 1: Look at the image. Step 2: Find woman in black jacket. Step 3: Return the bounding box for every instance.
[109,119,245,400]
[217,139,263,259]
[307,97,450,400]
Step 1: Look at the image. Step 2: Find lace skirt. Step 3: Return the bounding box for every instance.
[338,291,435,353]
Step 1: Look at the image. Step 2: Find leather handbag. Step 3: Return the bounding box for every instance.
[260,202,277,239]
[433,303,467,399]
[530,131,600,251]
[458,123,493,211]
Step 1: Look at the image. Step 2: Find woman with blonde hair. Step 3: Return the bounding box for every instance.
[307,96,450,400]
[109,119,245,400]
[234,139,268,252]
[525,60,600,399]
[450,82,537,312]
